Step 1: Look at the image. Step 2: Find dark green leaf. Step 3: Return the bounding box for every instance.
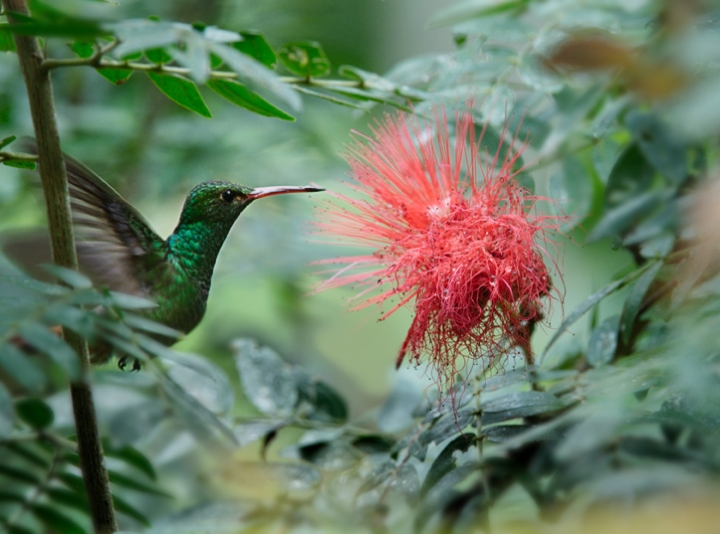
[482,391,565,423]
[0,382,14,438]
[482,425,530,443]
[277,40,330,78]
[549,155,594,229]
[586,315,620,367]
[588,189,671,242]
[109,469,171,497]
[604,143,654,209]
[68,41,93,58]
[14,398,54,430]
[2,159,36,169]
[0,24,16,52]
[146,72,212,118]
[17,322,80,379]
[113,493,151,526]
[234,339,298,416]
[626,111,687,186]
[0,491,25,503]
[57,472,85,493]
[5,443,50,469]
[352,435,395,454]
[207,42,301,111]
[0,464,41,485]
[145,47,173,64]
[207,80,295,121]
[234,31,276,67]
[620,261,662,344]
[31,503,88,534]
[295,377,348,423]
[104,444,156,481]
[46,487,89,514]
[0,135,16,150]
[420,434,476,498]
[0,342,46,393]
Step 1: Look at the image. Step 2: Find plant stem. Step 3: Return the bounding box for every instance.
[2,1,117,532]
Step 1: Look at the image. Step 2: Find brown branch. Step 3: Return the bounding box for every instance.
[2,1,118,532]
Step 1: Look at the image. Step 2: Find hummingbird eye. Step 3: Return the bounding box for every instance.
[221,190,236,203]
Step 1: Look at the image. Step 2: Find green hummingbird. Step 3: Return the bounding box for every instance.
[16,142,323,368]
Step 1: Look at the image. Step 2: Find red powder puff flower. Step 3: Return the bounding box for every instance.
[316,107,563,388]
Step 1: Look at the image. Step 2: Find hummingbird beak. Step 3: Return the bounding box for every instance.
[247,184,324,200]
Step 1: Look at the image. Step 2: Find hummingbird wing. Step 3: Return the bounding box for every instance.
[23,140,167,296]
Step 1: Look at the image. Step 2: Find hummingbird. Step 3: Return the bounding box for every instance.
[13,141,323,368]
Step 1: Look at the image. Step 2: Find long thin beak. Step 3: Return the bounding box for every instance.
[247,184,324,200]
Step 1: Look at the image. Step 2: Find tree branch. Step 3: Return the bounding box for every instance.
[2,1,118,533]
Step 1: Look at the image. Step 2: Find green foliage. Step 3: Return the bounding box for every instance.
[2,0,720,532]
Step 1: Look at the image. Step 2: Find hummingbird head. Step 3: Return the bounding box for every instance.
[178,180,324,225]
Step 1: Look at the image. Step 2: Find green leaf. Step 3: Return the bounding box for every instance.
[104,444,157,481]
[604,143,654,209]
[620,261,663,344]
[31,503,88,534]
[234,31,276,67]
[57,472,85,493]
[0,491,25,503]
[0,343,46,393]
[17,322,81,379]
[0,24,16,52]
[108,292,157,310]
[146,72,212,118]
[482,391,565,423]
[588,189,671,243]
[46,487,89,514]
[234,339,298,417]
[41,265,92,289]
[0,135,16,150]
[207,41,301,111]
[277,40,330,78]
[43,304,94,339]
[586,315,620,367]
[0,382,14,438]
[549,155,594,230]
[207,80,295,121]
[420,434,476,498]
[15,398,54,429]
[0,464,41,485]
[97,68,133,85]
[294,374,348,423]
[68,41,93,58]
[626,111,687,186]
[108,469,171,497]
[145,47,173,64]
[429,0,527,27]
[113,493,151,526]
[2,159,36,169]
[123,313,182,339]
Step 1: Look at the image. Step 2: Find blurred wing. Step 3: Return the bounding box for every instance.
[23,140,166,296]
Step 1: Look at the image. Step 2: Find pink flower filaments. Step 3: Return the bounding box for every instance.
[316,108,562,388]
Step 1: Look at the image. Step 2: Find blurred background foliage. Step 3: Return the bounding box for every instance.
[2,0,720,532]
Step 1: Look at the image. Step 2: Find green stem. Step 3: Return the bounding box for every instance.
[2,1,117,532]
